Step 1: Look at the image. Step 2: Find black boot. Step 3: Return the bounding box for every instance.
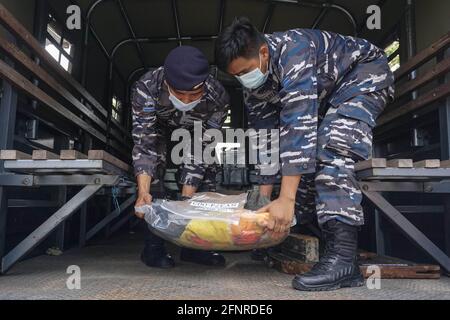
[141,244,175,269]
[141,228,175,269]
[292,219,364,291]
[180,248,226,267]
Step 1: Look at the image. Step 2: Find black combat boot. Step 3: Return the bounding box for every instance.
[292,219,364,291]
[141,228,175,269]
[180,248,226,267]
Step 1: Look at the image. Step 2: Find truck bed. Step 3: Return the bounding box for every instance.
[1,231,449,300]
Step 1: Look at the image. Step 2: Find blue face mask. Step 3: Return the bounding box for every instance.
[168,88,202,112]
[236,54,269,90]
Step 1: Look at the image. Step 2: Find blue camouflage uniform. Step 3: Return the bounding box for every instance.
[131,67,230,192]
[245,29,395,226]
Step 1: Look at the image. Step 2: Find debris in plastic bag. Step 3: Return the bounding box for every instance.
[136,192,296,251]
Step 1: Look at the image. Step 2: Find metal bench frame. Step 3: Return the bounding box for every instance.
[0,172,136,274]
[358,168,450,274]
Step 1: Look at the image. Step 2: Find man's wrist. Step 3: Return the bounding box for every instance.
[278,193,296,202]
[138,190,150,196]
[136,173,152,197]
[278,175,301,203]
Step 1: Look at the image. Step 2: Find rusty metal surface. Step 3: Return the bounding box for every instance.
[1,232,450,300]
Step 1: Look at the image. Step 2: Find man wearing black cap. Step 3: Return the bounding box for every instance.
[131,46,230,268]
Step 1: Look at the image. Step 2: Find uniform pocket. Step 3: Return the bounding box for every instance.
[333,88,391,129]
[323,114,373,161]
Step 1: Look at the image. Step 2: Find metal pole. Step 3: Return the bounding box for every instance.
[405,0,421,148]
[171,0,182,47]
[218,0,226,33]
[262,3,275,33]
[31,0,48,111]
[439,48,450,257]
[116,0,147,68]
[0,34,18,260]
[54,186,67,251]
[311,7,328,29]
[80,0,105,87]
[374,209,386,255]
[438,48,450,161]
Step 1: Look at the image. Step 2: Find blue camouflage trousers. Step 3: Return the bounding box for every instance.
[295,89,390,227]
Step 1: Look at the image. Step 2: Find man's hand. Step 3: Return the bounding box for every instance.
[135,174,152,219]
[257,196,295,233]
[135,192,152,219]
[257,175,301,233]
[181,185,197,198]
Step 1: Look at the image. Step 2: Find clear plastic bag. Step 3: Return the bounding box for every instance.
[136,192,295,251]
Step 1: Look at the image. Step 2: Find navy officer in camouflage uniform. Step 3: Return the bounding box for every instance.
[216,17,394,291]
[132,46,230,268]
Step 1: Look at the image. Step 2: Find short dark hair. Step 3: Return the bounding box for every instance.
[215,17,266,71]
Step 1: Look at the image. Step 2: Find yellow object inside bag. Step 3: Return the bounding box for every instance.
[179,220,234,250]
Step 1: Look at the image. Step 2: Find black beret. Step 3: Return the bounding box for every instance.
[164,46,209,91]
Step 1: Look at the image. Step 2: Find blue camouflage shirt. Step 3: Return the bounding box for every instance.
[131,67,230,185]
[244,29,395,177]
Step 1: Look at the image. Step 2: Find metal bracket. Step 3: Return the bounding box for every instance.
[363,190,450,273]
[1,184,103,274]
[0,174,129,187]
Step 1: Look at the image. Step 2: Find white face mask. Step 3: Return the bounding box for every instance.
[235,53,269,90]
[168,88,202,112]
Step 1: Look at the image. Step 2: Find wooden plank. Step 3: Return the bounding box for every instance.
[0,150,31,160]
[268,252,440,279]
[281,234,319,263]
[0,59,108,145]
[355,158,387,172]
[413,159,441,168]
[441,160,450,168]
[32,150,59,160]
[395,56,450,100]
[0,4,107,118]
[360,265,441,279]
[0,36,105,130]
[88,150,131,172]
[0,34,130,148]
[386,159,414,168]
[60,150,88,160]
[395,31,450,80]
[378,82,450,126]
[268,253,315,275]
[0,3,130,140]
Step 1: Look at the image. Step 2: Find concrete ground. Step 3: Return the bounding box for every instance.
[1,230,450,300]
